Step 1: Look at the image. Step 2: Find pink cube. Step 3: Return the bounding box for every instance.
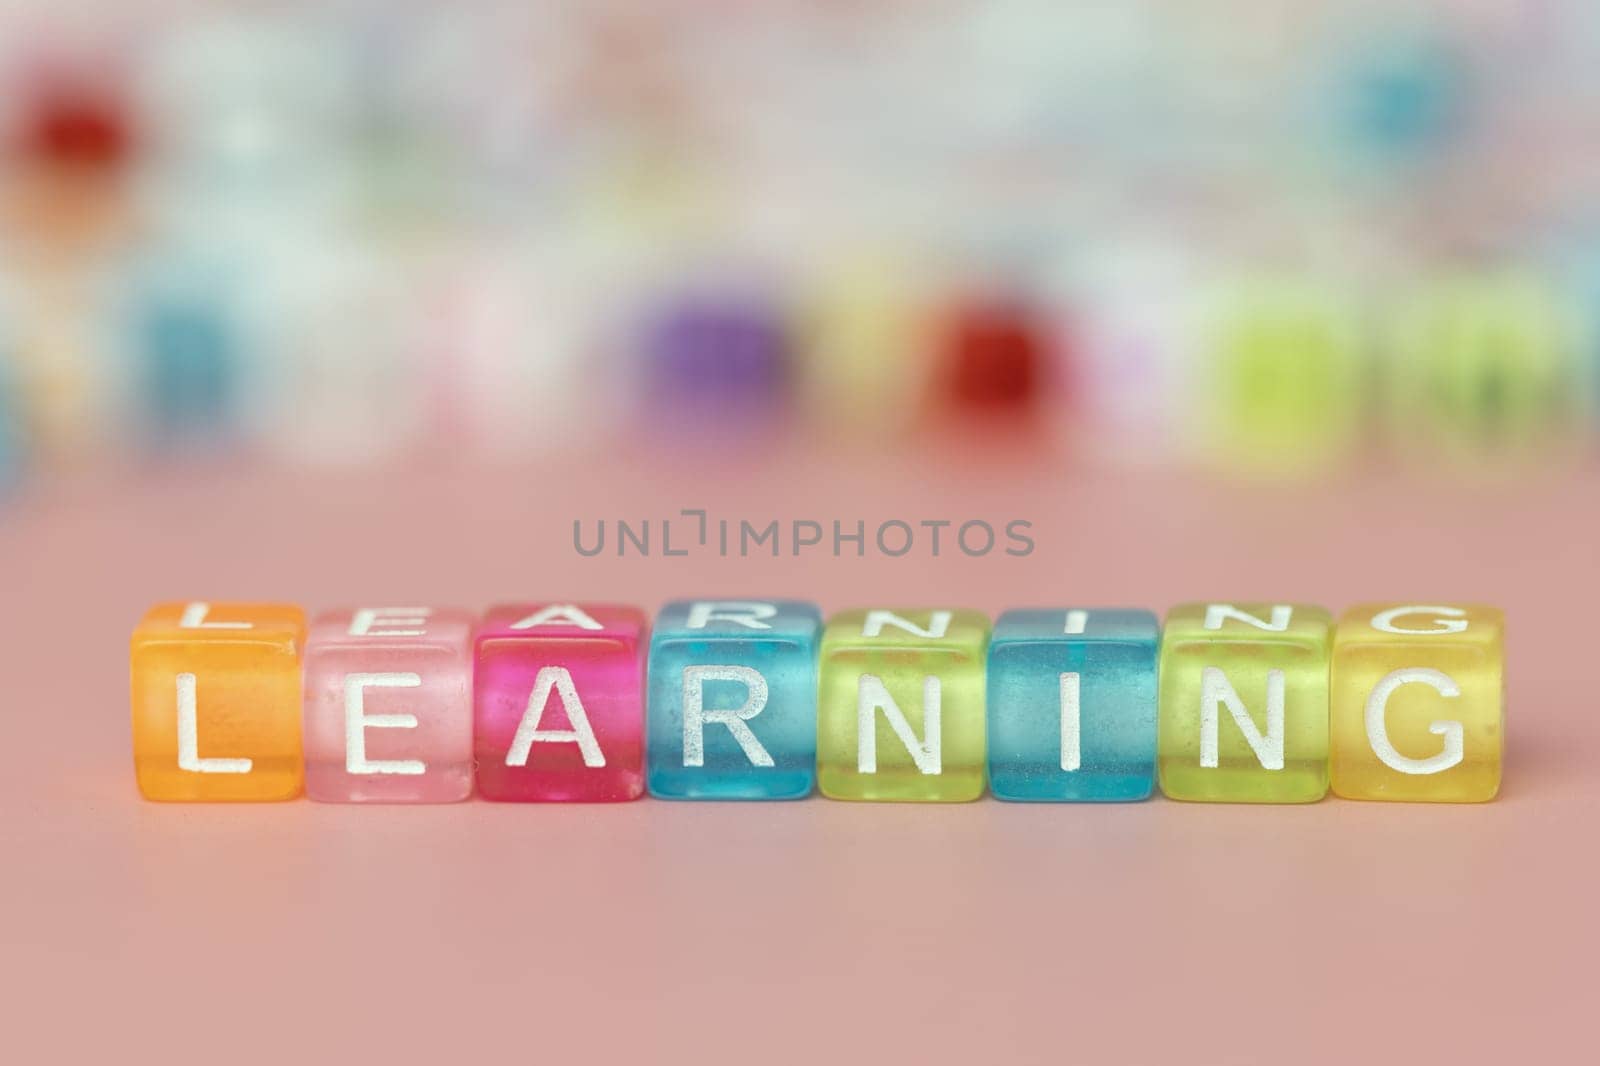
[474,603,647,802]
[302,607,475,803]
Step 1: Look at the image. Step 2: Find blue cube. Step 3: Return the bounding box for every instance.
[987,608,1158,801]
[647,599,821,799]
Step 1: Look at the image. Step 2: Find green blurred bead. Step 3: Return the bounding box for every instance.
[1196,281,1365,477]
[1390,274,1581,466]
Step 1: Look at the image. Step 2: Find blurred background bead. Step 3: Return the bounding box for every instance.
[135,12,358,245]
[0,2,1593,494]
[253,238,428,467]
[1388,271,1582,470]
[1,35,138,253]
[1317,18,1469,177]
[634,281,796,443]
[925,289,1056,437]
[799,250,930,439]
[0,352,22,493]
[111,245,256,454]
[1062,240,1193,466]
[1191,279,1366,477]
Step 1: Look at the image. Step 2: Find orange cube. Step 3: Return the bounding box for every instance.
[130,602,305,801]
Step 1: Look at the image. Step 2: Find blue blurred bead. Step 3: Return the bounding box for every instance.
[987,608,1158,802]
[647,599,820,799]
[137,288,239,442]
[1341,32,1464,162]
[122,252,252,451]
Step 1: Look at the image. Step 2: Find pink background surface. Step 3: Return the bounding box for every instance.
[0,449,1593,1063]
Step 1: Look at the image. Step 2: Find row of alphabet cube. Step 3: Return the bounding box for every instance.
[130,600,1505,804]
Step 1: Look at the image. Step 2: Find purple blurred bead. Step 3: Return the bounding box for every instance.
[638,292,793,432]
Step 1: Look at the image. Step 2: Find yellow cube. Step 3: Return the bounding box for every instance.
[131,601,305,801]
[1158,603,1331,803]
[817,608,989,802]
[1331,604,1503,802]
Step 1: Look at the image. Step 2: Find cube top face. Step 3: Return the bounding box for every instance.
[1158,602,1331,804]
[307,606,476,652]
[134,601,305,646]
[1334,604,1502,649]
[1331,603,1503,803]
[822,608,991,656]
[1164,602,1331,647]
[478,603,646,648]
[992,608,1157,646]
[653,599,821,645]
[647,600,821,801]
[131,602,305,802]
[302,607,475,804]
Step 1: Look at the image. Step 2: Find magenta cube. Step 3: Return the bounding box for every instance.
[474,603,647,802]
[302,607,476,803]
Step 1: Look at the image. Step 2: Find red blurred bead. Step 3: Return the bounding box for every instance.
[930,297,1056,419]
[16,80,133,173]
